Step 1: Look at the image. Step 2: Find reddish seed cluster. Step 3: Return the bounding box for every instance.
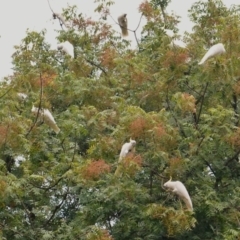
[32,72,57,88]
[233,81,240,95]
[100,48,116,69]
[228,128,240,147]
[154,124,166,138]
[93,24,111,44]
[163,51,189,68]
[124,154,142,167]
[131,70,148,84]
[180,93,196,113]
[82,159,111,180]
[139,1,154,21]
[129,117,148,138]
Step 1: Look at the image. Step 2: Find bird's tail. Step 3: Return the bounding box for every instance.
[121,27,128,37]
[51,124,60,134]
[114,164,123,177]
[182,196,193,211]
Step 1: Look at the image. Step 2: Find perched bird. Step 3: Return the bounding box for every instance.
[53,12,70,29]
[57,41,74,59]
[17,93,28,101]
[164,178,193,211]
[31,106,60,134]
[117,14,128,37]
[198,43,225,65]
[119,138,136,162]
[115,138,136,176]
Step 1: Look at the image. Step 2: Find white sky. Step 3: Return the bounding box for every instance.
[0,0,238,79]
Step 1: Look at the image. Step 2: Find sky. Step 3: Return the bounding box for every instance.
[0,0,239,80]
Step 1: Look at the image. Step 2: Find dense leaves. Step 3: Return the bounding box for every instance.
[0,0,240,239]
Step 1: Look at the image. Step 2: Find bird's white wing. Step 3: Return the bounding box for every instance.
[119,142,130,160]
[43,109,60,134]
[57,41,74,59]
[17,93,28,101]
[175,181,193,210]
[198,43,225,65]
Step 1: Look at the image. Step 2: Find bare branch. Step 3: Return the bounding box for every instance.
[84,57,107,75]
[224,149,240,166]
[44,189,69,227]
[47,0,54,13]
[196,82,209,123]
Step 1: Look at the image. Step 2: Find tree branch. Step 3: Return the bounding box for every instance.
[196,82,209,123]
[166,87,187,138]
[44,189,69,227]
[224,149,240,166]
[84,57,107,75]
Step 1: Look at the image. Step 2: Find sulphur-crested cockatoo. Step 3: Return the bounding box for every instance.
[57,41,74,59]
[119,138,136,162]
[198,43,225,65]
[17,93,28,101]
[114,138,136,177]
[164,178,193,211]
[53,12,70,29]
[31,106,60,134]
[118,14,128,37]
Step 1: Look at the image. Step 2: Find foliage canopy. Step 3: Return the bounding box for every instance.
[0,0,240,239]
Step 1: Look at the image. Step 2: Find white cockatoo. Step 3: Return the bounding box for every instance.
[53,12,70,29]
[164,178,193,211]
[31,106,60,134]
[198,43,225,65]
[57,41,74,59]
[17,93,28,101]
[118,14,128,37]
[119,138,136,162]
[114,138,136,177]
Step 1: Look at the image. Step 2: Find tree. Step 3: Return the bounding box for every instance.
[0,0,240,239]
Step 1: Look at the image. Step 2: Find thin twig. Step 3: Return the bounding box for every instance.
[47,0,54,13]
[44,189,69,227]
[84,57,107,75]
[224,149,240,166]
[134,13,143,32]
[47,0,64,30]
[0,84,15,99]
[196,82,209,123]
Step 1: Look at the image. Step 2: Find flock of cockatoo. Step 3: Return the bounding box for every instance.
[16,6,227,211]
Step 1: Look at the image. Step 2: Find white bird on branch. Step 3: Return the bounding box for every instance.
[31,106,60,134]
[115,138,136,177]
[57,41,74,59]
[17,93,28,101]
[119,138,136,162]
[198,43,225,65]
[164,177,193,211]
